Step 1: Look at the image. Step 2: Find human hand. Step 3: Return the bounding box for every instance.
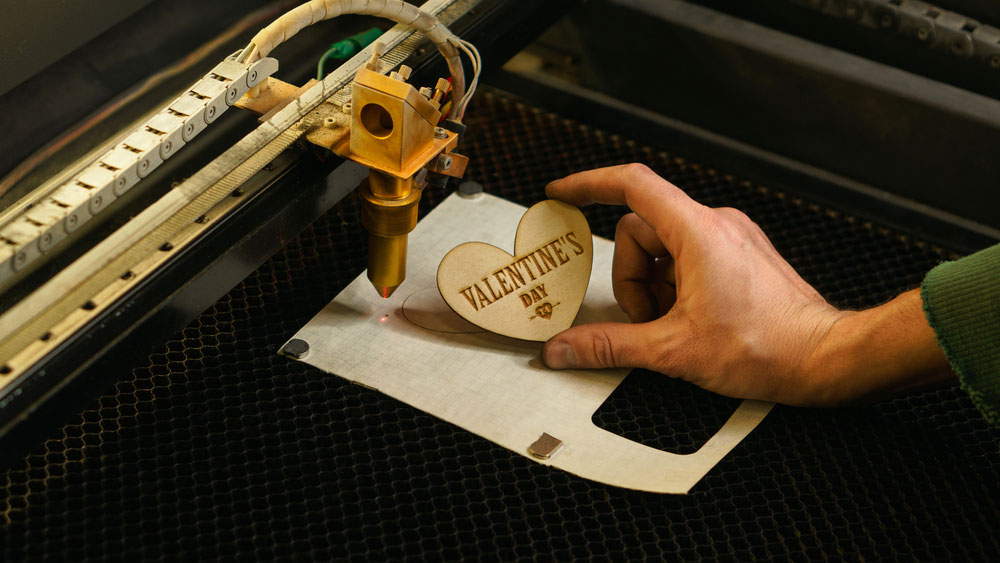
[541,164,951,406]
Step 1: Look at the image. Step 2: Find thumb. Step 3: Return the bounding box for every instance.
[542,321,666,370]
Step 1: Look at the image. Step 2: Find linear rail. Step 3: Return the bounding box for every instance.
[0,0,469,378]
[0,56,278,288]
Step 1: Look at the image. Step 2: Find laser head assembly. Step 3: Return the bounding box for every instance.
[234,1,477,298]
[345,52,469,298]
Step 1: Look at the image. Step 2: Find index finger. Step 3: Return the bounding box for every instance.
[545,164,706,254]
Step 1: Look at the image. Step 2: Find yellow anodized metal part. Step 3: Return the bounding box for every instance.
[348,63,454,298]
[350,66,442,174]
[360,173,419,298]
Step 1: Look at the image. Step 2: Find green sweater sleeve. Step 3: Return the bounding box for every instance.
[921,243,1000,427]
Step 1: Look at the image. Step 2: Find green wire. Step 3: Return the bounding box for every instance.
[317,44,343,80]
[317,27,384,80]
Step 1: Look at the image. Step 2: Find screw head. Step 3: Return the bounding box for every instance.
[437,154,453,170]
[458,181,484,198]
[434,127,448,139]
[283,339,310,359]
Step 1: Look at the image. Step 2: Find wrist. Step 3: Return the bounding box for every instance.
[805,290,954,406]
[802,309,863,406]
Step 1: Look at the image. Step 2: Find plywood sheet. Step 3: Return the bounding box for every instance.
[287,192,772,493]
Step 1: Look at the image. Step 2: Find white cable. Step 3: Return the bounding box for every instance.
[454,42,474,118]
[465,40,481,117]
[454,38,481,120]
[241,0,467,118]
[453,39,475,115]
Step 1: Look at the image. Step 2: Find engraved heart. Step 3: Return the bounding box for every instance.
[436,199,593,341]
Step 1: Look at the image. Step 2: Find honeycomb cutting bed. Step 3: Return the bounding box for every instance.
[2,91,998,560]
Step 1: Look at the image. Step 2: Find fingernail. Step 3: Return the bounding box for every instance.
[544,341,576,369]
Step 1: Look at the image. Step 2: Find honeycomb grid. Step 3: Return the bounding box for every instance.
[1,90,998,560]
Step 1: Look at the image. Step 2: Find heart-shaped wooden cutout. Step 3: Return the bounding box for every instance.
[437,199,593,341]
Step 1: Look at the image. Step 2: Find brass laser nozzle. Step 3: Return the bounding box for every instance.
[345,64,457,298]
[361,171,420,298]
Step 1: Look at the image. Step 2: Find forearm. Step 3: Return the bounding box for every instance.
[808,289,954,405]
